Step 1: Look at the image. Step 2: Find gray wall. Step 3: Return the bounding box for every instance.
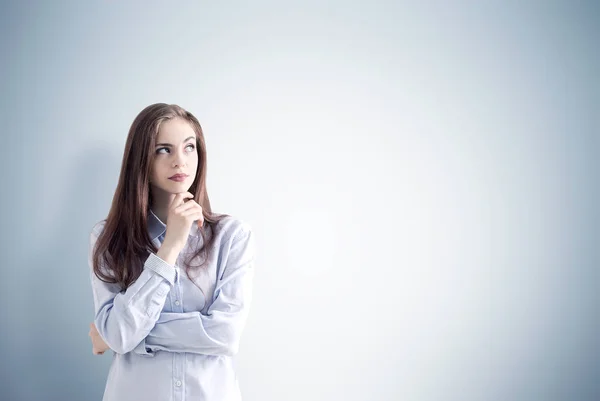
[1,1,598,400]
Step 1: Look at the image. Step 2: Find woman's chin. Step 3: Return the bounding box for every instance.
[151,181,191,195]
[166,180,192,193]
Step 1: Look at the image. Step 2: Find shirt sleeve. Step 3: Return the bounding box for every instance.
[89,226,178,354]
[133,226,255,357]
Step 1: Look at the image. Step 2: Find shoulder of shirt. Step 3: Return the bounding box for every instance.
[90,219,107,239]
[214,214,252,244]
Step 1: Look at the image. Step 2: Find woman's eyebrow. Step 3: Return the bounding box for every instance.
[156,136,196,147]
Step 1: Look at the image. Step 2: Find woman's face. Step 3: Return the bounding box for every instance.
[149,117,199,195]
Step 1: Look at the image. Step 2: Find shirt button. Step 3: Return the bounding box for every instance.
[175,300,180,306]
[175,380,182,387]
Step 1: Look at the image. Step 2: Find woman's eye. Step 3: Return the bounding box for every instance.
[155,144,194,154]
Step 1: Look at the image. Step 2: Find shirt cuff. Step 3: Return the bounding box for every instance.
[144,252,177,286]
[132,339,155,358]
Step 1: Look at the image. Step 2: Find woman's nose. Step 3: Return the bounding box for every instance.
[172,151,187,168]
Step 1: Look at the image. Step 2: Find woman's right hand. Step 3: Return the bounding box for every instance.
[161,191,204,254]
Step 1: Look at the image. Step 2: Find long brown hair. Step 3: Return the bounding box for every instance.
[92,103,229,290]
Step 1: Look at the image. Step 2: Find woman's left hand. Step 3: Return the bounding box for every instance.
[89,322,110,355]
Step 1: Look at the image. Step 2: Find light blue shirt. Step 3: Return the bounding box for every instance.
[89,211,255,401]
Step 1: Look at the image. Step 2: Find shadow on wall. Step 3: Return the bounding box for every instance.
[17,145,120,401]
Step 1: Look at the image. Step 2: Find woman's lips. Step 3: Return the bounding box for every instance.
[168,174,188,182]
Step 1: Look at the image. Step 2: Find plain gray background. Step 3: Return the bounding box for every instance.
[1,1,598,400]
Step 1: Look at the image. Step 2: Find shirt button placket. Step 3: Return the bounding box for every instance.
[173,376,183,401]
[172,264,185,401]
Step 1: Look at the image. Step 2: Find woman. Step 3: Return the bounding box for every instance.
[88,103,255,401]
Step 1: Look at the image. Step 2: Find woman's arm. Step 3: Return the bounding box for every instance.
[89,226,178,354]
[133,226,255,357]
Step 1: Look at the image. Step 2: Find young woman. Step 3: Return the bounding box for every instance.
[88,103,255,401]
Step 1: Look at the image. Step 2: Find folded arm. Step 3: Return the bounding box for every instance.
[134,225,255,357]
[89,226,177,354]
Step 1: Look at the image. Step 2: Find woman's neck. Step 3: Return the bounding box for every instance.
[150,187,175,223]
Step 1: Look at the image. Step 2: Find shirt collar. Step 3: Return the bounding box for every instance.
[148,208,201,241]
